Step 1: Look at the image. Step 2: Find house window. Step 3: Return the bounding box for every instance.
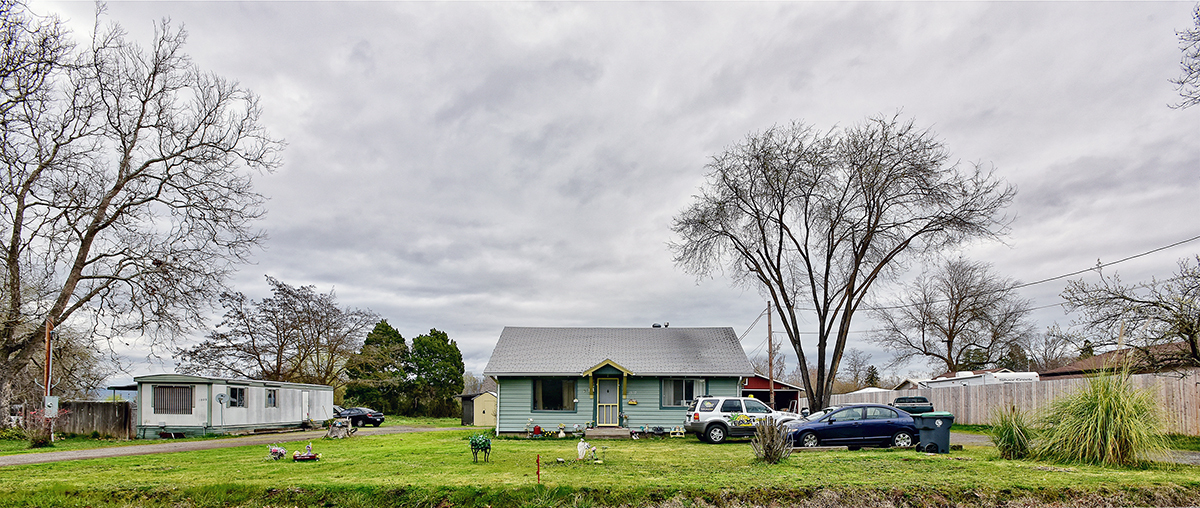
[265,389,278,408]
[152,385,193,415]
[533,379,575,411]
[228,387,246,408]
[661,378,703,407]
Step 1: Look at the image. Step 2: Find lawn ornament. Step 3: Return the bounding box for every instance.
[267,444,287,460]
[557,423,566,438]
[469,433,491,463]
[292,442,320,461]
[576,438,597,460]
[325,418,355,439]
[532,425,543,437]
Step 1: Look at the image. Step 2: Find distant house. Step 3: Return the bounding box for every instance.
[921,369,1038,388]
[456,391,497,427]
[1040,342,1199,380]
[482,327,754,434]
[740,374,804,412]
[134,374,334,439]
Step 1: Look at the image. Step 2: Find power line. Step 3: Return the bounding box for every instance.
[741,232,1200,337]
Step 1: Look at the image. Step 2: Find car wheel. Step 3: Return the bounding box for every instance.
[847,445,861,451]
[891,431,914,448]
[799,432,819,448]
[704,424,727,444]
[354,418,364,427]
[373,422,381,427]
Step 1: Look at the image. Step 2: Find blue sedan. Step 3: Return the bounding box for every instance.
[785,404,917,450]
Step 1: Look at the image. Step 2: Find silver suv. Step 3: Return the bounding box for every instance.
[684,396,801,444]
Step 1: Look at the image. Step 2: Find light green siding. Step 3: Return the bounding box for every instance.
[497,377,592,433]
[497,375,744,433]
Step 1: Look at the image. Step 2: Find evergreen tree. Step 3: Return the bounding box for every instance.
[864,366,881,387]
[407,329,465,417]
[344,320,408,413]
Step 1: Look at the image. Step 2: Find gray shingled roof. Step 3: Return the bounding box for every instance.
[482,327,754,377]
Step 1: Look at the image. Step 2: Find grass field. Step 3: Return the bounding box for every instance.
[0,428,1197,508]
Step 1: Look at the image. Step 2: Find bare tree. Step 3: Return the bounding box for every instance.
[1026,327,1077,372]
[1056,256,1200,372]
[841,348,871,389]
[749,338,786,380]
[1172,3,1200,109]
[0,3,282,420]
[671,115,1014,409]
[177,277,377,390]
[871,258,1034,374]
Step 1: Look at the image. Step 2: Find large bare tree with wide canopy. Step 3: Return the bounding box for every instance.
[671,115,1014,409]
[0,2,281,419]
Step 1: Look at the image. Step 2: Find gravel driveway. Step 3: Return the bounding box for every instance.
[0,425,470,468]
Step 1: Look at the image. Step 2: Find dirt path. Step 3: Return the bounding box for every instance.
[0,425,471,468]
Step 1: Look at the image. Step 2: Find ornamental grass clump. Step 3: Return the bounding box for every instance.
[1033,368,1166,467]
[988,405,1035,459]
[750,417,791,464]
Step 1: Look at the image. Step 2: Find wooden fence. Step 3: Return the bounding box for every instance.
[57,401,135,440]
[795,370,1200,436]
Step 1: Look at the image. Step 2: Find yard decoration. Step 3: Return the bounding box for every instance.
[266,444,287,460]
[557,423,566,438]
[576,438,597,460]
[324,418,355,439]
[292,442,320,461]
[469,433,491,463]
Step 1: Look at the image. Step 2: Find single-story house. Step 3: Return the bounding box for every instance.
[1040,342,1199,380]
[134,374,335,439]
[482,326,754,435]
[739,374,804,412]
[921,370,1038,388]
[456,391,498,427]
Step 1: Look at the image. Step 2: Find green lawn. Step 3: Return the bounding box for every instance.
[0,429,1196,508]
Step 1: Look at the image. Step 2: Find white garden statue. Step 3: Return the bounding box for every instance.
[576,438,597,460]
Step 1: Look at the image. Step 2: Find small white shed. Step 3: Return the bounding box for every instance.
[134,374,335,439]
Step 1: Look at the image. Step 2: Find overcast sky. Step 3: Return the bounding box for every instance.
[30,1,1200,384]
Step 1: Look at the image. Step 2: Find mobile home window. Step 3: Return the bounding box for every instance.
[152,385,193,415]
[661,378,703,407]
[533,379,575,411]
[266,389,278,408]
[228,387,246,408]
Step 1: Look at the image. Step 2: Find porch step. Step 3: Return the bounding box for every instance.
[584,427,632,439]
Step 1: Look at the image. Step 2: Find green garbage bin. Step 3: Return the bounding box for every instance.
[912,411,954,453]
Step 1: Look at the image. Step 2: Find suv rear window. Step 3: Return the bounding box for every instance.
[698,399,719,412]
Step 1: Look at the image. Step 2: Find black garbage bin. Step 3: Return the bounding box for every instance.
[911,411,954,453]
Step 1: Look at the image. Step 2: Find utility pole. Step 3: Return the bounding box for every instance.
[43,320,57,442]
[767,301,775,408]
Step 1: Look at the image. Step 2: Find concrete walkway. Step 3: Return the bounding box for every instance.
[0,425,471,467]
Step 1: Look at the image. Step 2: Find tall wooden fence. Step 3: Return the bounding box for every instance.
[58,401,135,440]
[796,370,1200,436]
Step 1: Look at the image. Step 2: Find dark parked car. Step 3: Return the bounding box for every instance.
[336,406,385,427]
[890,396,934,414]
[785,404,917,450]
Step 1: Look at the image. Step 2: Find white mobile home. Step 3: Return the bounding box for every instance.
[134,374,335,439]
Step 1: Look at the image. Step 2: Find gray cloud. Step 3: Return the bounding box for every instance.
[32,1,1200,380]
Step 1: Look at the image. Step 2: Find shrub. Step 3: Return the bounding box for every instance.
[0,427,26,440]
[1033,368,1166,466]
[750,417,791,464]
[988,405,1034,459]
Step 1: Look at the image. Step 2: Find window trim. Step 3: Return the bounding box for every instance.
[531,378,577,413]
[228,387,247,408]
[152,385,194,415]
[659,377,705,409]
